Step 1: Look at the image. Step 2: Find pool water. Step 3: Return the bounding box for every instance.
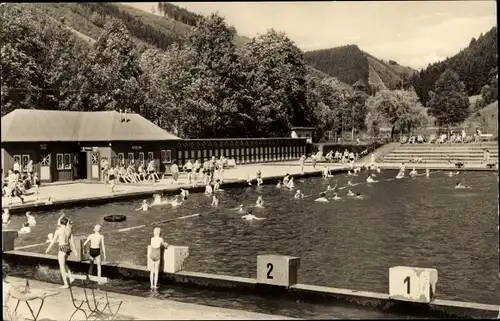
[9,169,499,305]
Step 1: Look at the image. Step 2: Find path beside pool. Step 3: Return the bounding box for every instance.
[6,277,294,320]
[2,162,350,211]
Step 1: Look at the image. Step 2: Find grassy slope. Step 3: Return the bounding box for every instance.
[462,100,498,133]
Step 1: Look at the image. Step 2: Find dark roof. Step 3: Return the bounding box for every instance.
[1,109,181,142]
[291,127,315,130]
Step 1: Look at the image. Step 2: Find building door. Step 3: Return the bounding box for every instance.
[78,151,88,180]
[91,151,100,180]
[39,153,51,181]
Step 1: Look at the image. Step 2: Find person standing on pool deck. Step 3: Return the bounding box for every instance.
[183,160,193,184]
[83,225,106,278]
[45,217,76,288]
[170,161,179,184]
[299,155,306,174]
[107,166,116,193]
[149,227,168,290]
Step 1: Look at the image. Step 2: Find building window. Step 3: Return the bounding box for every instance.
[139,152,145,165]
[13,155,21,169]
[148,152,154,162]
[128,153,134,165]
[118,153,124,165]
[197,150,201,158]
[21,155,30,172]
[40,154,51,166]
[191,150,195,159]
[203,150,207,158]
[161,150,172,164]
[56,154,64,170]
[64,154,71,169]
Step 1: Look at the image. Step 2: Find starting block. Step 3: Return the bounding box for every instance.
[389,266,438,303]
[257,254,300,287]
[2,230,18,252]
[147,245,189,273]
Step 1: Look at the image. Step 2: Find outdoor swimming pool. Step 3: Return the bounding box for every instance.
[8,169,499,305]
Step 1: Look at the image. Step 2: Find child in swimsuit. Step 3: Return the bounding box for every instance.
[83,225,106,278]
[149,227,168,290]
[46,217,76,288]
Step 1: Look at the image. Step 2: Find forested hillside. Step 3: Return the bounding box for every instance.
[410,26,497,105]
[304,45,416,92]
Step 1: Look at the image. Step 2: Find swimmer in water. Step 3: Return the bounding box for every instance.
[171,195,182,207]
[19,222,31,234]
[46,233,54,243]
[136,200,150,212]
[276,180,281,188]
[256,196,264,207]
[366,175,377,183]
[353,167,361,174]
[347,170,353,176]
[315,192,329,202]
[355,192,363,199]
[294,190,304,199]
[375,167,381,173]
[214,180,222,192]
[410,168,418,177]
[283,174,290,186]
[455,182,468,189]
[396,171,404,179]
[180,189,189,200]
[347,180,354,186]
[2,208,10,225]
[211,195,219,207]
[236,204,244,212]
[425,168,430,177]
[241,209,265,221]
[332,193,341,200]
[286,177,294,189]
[347,189,355,196]
[149,227,168,290]
[26,212,36,226]
[205,183,213,195]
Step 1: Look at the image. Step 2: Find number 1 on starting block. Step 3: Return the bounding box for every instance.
[389,266,438,303]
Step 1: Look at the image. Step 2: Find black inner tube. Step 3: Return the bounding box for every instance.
[104,215,126,223]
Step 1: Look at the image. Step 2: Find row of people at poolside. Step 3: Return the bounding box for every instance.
[324,150,358,164]
[2,169,42,204]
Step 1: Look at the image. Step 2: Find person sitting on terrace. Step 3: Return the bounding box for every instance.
[3,260,58,321]
[325,150,333,162]
[137,162,146,182]
[408,136,416,144]
[126,163,138,183]
[334,151,341,162]
[400,136,408,144]
[2,208,10,225]
[118,165,132,183]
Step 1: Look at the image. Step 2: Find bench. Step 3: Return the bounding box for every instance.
[69,274,122,321]
[479,134,494,141]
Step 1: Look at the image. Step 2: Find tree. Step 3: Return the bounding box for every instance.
[239,29,308,137]
[72,19,145,113]
[426,69,470,127]
[305,75,345,140]
[365,89,431,138]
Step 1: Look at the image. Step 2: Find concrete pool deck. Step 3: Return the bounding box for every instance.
[6,277,293,320]
[2,162,350,213]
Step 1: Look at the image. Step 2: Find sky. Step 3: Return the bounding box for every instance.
[125,1,497,69]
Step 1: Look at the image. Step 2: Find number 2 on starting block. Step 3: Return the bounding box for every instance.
[389,266,438,303]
